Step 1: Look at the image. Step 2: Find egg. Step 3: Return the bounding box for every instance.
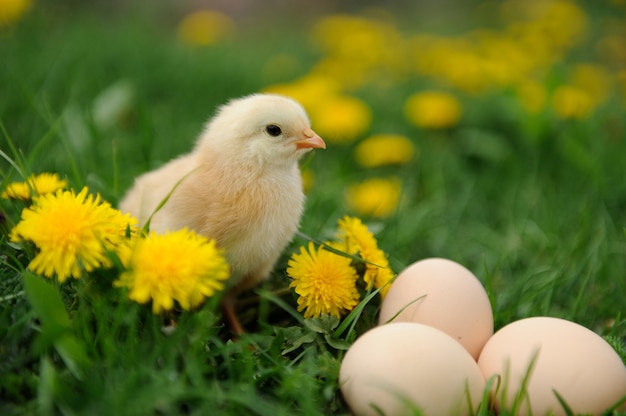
[378,258,493,359]
[477,316,626,415]
[339,322,485,416]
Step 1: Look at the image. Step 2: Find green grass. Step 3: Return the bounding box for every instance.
[2,2,626,415]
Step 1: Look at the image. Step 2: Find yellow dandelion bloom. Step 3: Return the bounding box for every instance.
[10,187,138,282]
[570,63,612,106]
[405,91,462,129]
[264,74,341,110]
[515,80,547,114]
[539,0,588,49]
[115,229,229,314]
[309,95,372,144]
[287,242,360,319]
[177,10,234,46]
[354,134,416,168]
[0,0,31,26]
[335,216,377,256]
[311,13,406,88]
[346,177,401,218]
[336,216,395,298]
[551,85,595,119]
[617,70,626,104]
[2,173,67,201]
[313,14,399,65]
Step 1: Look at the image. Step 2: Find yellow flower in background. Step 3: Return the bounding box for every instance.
[515,80,547,114]
[310,58,368,91]
[405,91,462,129]
[346,177,401,218]
[309,95,371,144]
[287,242,360,319]
[177,10,234,46]
[407,1,589,95]
[617,70,626,104]
[264,74,341,111]
[313,14,399,64]
[10,187,138,282]
[336,216,394,298]
[411,32,534,95]
[311,13,406,88]
[501,0,587,50]
[411,36,488,94]
[0,0,31,26]
[354,134,416,168]
[570,63,612,106]
[2,173,67,201]
[538,0,588,49]
[473,31,532,87]
[551,85,595,119]
[115,229,229,314]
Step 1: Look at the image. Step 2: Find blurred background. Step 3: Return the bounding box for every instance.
[3,0,625,185]
[2,0,626,328]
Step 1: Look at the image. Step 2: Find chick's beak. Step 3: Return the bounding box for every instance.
[294,128,326,150]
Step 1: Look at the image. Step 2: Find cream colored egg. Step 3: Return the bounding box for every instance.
[339,322,485,416]
[477,316,626,415]
[378,258,493,359]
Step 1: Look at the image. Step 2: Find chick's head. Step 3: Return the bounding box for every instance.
[198,94,325,167]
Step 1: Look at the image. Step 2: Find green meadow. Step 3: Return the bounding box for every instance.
[1,1,626,414]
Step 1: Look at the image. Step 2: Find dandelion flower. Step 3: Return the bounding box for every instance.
[361,249,395,298]
[0,0,31,26]
[115,229,229,314]
[264,74,341,110]
[515,80,547,114]
[346,177,401,218]
[571,63,612,106]
[405,91,462,129]
[354,134,416,168]
[177,10,234,46]
[2,172,67,201]
[309,95,372,144]
[10,187,138,282]
[551,85,594,119]
[311,14,405,88]
[287,242,360,318]
[335,216,376,256]
[336,216,395,298]
[266,80,370,143]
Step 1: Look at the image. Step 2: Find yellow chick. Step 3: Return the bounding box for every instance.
[119,94,326,333]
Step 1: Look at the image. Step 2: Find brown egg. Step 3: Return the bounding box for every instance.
[478,317,626,415]
[379,258,493,359]
[340,322,485,415]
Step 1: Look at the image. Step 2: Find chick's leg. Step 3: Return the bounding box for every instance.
[221,292,245,336]
[220,270,269,335]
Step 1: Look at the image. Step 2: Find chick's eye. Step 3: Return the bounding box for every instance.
[265,124,282,137]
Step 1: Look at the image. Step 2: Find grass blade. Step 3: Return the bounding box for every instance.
[142,168,197,233]
[22,271,89,379]
[553,389,575,416]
